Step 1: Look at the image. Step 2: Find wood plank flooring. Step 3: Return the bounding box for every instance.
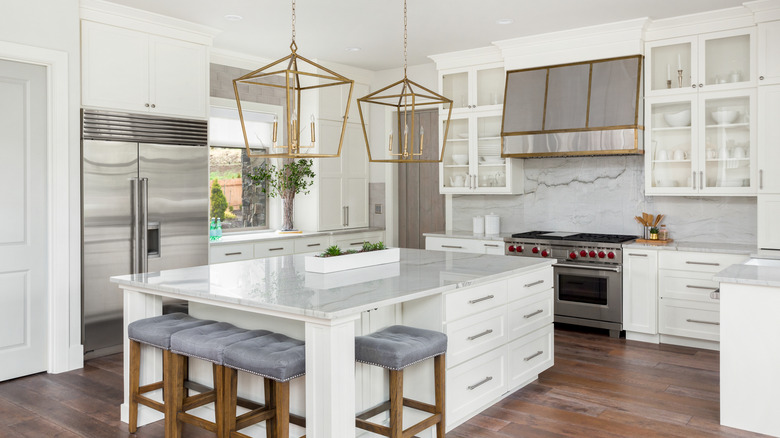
[0,326,769,437]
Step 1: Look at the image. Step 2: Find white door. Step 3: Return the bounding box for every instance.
[0,59,48,381]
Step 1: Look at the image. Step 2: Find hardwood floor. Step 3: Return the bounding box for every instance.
[0,326,768,437]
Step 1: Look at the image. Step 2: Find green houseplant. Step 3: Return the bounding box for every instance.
[248,158,315,231]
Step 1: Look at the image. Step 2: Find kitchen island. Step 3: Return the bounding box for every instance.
[111,248,555,438]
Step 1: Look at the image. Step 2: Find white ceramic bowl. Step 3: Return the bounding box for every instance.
[481,156,505,164]
[452,154,469,165]
[663,109,691,127]
[711,110,739,124]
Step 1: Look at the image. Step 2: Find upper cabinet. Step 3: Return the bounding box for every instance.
[441,64,504,113]
[81,20,208,119]
[646,28,756,97]
[758,21,780,85]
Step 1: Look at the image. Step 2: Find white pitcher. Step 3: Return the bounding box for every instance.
[449,175,466,187]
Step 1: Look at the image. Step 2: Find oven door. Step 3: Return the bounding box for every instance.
[554,263,622,324]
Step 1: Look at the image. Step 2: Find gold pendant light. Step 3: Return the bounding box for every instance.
[357,0,453,163]
[233,0,354,158]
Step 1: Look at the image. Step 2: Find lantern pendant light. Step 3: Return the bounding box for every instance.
[356,0,453,163]
[233,0,354,158]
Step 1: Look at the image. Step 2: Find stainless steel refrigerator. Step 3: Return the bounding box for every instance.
[81,110,209,357]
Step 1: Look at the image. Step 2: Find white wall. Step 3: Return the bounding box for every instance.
[0,0,83,369]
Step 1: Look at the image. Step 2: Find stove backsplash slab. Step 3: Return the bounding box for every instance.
[451,156,756,245]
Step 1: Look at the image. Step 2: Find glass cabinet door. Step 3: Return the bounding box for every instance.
[475,115,505,188]
[649,38,695,93]
[441,117,470,189]
[648,99,696,191]
[476,67,504,108]
[700,92,754,192]
[701,31,753,89]
[442,71,469,110]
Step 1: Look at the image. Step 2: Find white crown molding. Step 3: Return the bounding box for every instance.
[428,46,503,71]
[644,6,755,41]
[745,0,780,22]
[80,0,220,46]
[210,48,274,71]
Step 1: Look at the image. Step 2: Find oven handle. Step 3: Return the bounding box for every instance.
[555,263,621,273]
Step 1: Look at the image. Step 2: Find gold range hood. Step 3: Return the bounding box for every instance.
[501,55,644,158]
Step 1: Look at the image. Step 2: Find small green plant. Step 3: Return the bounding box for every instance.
[210,180,228,221]
[322,245,343,257]
[318,241,388,258]
[650,227,659,234]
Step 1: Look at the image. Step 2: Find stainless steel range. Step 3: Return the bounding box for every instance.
[504,231,637,337]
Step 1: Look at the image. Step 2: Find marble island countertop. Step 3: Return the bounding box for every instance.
[111,248,554,319]
[715,259,780,288]
[211,227,385,246]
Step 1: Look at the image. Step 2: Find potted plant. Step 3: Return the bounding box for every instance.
[248,158,315,232]
[305,241,400,273]
[649,226,659,240]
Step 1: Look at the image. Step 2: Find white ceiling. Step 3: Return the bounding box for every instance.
[105,0,746,71]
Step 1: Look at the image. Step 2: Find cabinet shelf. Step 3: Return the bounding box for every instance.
[705,123,749,129]
[706,158,750,162]
[653,159,691,163]
[444,164,470,168]
[478,136,502,141]
[652,126,692,132]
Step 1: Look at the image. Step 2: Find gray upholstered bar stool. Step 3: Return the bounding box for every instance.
[221,333,306,438]
[168,322,272,438]
[355,325,447,438]
[126,312,215,434]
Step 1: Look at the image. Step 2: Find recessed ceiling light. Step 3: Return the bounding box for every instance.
[496,18,514,25]
[345,47,361,52]
[224,14,243,21]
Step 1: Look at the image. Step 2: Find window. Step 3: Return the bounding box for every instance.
[208,98,282,232]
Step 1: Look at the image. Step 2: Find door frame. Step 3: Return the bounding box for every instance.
[0,41,82,373]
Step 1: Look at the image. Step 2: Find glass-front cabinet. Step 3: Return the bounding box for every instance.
[646,90,757,195]
[646,28,756,96]
[439,63,522,194]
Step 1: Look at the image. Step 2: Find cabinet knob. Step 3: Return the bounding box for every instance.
[691,84,697,88]
[145,103,150,107]
[760,75,765,80]
[151,104,156,108]
[699,83,703,88]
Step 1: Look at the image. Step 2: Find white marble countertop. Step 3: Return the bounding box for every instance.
[211,227,385,246]
[714,263,780,288]
[423,230,511,241]
[111,248,554,320]
[623,240,755,255]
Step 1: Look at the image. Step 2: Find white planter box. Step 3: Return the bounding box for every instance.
[305,247,400,273]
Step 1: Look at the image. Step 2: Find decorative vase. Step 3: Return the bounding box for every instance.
[281,196,295,231]
[650,233,659,240]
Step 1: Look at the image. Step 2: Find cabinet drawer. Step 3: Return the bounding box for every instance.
[446,306,507,367]
[332,231,384,250]
[294,236,330,254]
[508,291,553,341]
[659,251,748,273]
[426,237,484,254]
[444,280,507,322]
[253,240,294,258]
[507,267,553,301]
[210,244,254,264]
[659,298,720,341]
[481,241,505,255]
[659,270,721,303]
[447,346,507,425]
[507,324,554,388]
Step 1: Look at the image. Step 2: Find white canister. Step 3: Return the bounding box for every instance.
[485,213,500,235]
[473,216,485,234]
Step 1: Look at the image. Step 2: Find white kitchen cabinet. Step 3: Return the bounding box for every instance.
[645,89,757,196]
[209,243,254,264]
[330,230,385,251]
[646,27,756,97]
[758,85,780,193]
[758,20,780,85]
[425,236,504,255]
[252,240,294,258]
[293,235,330,254]
[758,195,780,251]
[622,249,658,337]
[81,20,207,119]
[320,80,369,125]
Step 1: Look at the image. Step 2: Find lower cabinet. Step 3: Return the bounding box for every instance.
[623,249,658,336]
[209,243,254,264]
[425,236,505,255]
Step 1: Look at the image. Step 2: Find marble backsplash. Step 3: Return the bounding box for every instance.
[451,156,757,245]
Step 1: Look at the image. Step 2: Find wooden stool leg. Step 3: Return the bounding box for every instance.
[265,378,277,438]
[223,367,239,438]
[389,369,403,438]
[164,350,185,438]
[128,340,141,433]
[214,364,226,438]
[434,354,446,438]
[274,381,290,438]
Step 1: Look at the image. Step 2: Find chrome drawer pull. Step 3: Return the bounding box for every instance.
[467,329,493,341]
[350,241,365,246]
[524,350,544,362]
[523,309,543,319]
[524,280,544,288]
[484,243,500,247]
[467,376,493,390]
[269,247,284,251]
[468,295,495,304]
[628,253,648,257]
[307,243,321,247]
[685,261,720,266]
[710,291,720,300]
[442,245,463,249]
[225,252,242,256]
[686,285,717,291]
[686,319,719,326]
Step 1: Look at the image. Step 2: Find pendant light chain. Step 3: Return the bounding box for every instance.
[291,0,297,51]
[403,0,408,78]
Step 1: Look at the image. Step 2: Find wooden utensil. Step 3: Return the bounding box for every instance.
[635,216,645,226]
[654,214,664,227]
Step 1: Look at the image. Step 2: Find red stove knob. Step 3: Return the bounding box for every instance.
[508,245,516,252]
[579,250,587,257]
[589,250,596,258]
[608,251,615,259]
[517,246,523,253]
[598,251,606,258]
[569,252,577,259]
[532,247,539,254]
[541,250,549,257]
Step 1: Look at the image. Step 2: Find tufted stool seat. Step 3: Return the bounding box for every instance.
[126,313,215,434]
[222,333,306,438]
[167,322,273,437]
[355,325,447,438]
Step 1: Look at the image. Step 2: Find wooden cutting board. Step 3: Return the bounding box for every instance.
[635,238,674,245]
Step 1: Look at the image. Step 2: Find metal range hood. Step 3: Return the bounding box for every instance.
[501,55,644,158]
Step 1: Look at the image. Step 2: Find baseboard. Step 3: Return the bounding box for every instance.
[625,331,660,344]
[120,402,164,427]
[660,334,719,351]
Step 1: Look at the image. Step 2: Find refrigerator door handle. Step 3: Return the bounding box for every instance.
[130,177,140,274]
[140,178,149,273]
